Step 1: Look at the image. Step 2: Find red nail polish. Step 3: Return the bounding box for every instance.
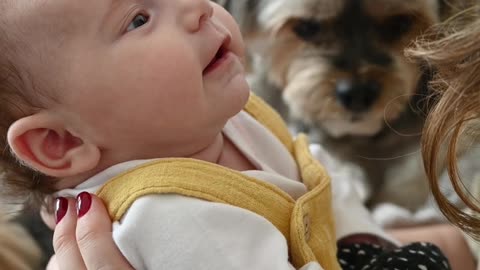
[55,197,68,224]
[76,192,92,218]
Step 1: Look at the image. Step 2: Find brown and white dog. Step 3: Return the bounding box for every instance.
[215,0,476,224]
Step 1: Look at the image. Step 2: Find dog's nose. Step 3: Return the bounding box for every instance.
[335,80,380,112]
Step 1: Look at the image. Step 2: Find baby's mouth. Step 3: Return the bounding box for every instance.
[203,45,228,74]
[203,33,232,75]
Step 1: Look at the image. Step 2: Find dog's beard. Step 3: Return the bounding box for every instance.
[241,0,441,139]
[280,52,420,137]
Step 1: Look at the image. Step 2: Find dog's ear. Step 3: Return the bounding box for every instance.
[257,0,294,36]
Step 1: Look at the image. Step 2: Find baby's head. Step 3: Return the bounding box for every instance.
[0,0,250,207]
[408,7,480,239]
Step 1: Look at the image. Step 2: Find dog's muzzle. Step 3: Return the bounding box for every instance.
[335,79,381,113]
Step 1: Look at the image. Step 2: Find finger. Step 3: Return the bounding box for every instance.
[75,192,133,270]
[41,206,56,231]
[52,197,86,270]
[45,255,59,270]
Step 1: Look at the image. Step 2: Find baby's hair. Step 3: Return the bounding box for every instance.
[0,16,56,211]
[407,6,480,240]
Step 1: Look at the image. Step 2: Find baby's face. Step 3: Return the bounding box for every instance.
[20,0,250,159]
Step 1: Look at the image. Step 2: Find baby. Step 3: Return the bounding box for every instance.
[0,0,451,269]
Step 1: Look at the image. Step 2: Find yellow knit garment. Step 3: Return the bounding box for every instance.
[97,93,340,270]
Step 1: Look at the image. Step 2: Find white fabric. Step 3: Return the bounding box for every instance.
[57,110,393,270]
[308,145,398,243]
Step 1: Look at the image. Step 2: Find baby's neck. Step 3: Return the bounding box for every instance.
[216,134,256,171]
[56,133,255,190]
[186,132,226,164]
[188,133,255,171]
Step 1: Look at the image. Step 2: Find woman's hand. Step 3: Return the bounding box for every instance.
[46,193,133,270]
[388,224,476,270]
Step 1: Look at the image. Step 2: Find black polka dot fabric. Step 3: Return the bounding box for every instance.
[337,242,451,270]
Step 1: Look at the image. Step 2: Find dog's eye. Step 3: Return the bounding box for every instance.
[292,19,323,41]
[379,15,414,42]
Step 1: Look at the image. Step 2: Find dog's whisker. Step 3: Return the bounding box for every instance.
[383,93,423,137]
[357,148,421,161]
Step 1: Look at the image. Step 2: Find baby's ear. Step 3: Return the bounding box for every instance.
[7,113,101,178]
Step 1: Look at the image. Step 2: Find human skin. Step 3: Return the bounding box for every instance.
[8,0,474,268]
[7,0,250,190]
[5,0,250,266]
[45,193,477,270]
[47,195,133,270]
[388,224,476,270]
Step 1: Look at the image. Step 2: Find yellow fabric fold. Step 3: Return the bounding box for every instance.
[97,93,340,270]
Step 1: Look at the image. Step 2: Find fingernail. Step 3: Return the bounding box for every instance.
[55,197,68,224]
[76,192,92,218]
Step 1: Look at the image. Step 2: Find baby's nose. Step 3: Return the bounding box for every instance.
[178,0,214,32]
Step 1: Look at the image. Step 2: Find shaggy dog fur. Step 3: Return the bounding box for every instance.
[214,0,476,221]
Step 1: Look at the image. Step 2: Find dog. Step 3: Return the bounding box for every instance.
[215,0,476,224]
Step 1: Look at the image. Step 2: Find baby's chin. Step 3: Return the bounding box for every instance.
[231,72,251,105]
[221,74,251,120]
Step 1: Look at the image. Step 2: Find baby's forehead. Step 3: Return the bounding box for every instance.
[2,0,82,95]
[7,0,79,43]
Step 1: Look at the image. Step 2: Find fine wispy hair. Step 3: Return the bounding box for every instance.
[408,6,480,240]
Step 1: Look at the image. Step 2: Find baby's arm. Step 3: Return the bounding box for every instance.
[388,224,476,270]
[113,194,324,270]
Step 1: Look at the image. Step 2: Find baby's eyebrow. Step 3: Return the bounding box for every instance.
[101,0,128,28]
[106,0,124,17]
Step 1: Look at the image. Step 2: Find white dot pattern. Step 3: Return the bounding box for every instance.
[337,242,451,270]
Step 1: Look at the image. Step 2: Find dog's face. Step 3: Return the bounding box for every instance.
[258,0,441,137]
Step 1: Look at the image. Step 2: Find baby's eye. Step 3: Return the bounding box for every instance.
[127,14,149,32]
